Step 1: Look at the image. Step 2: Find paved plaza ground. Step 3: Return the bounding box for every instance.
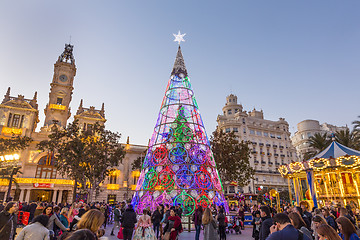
[103,223,254,240]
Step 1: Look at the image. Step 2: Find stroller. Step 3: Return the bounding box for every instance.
[226,216,242,234]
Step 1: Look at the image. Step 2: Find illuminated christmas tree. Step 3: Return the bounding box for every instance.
[132,32,228,215]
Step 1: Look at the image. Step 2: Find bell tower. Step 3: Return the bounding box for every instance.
[43,44,76,128]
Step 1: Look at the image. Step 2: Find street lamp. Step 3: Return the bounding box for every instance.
[0,153,21,202]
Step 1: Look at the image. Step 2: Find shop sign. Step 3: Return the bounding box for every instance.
[33,183,54,188]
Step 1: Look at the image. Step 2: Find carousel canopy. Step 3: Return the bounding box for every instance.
[311,141,360,160]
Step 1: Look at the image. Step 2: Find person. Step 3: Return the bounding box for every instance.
[339,208,357,226]
[121,204,137,240]
[70,208,86,231]
[151,205,162,239]
[266,213,311,240]
[252,211,261,240]
[77,209,105,236]
[60,207,70,230]
[238,205,245,230]
[28,202,37,222]
[43,205,68,239]
[300,202,313,225]
[259,205,273,240]
[312,215,327,240]
[68,203,78,223]
[16,215,50,240]
[97,228,108,240]
[317,224,342,240]
[322,208,337,230]
[288,212,313,240]
[133,209,157,240]
[175,205,182,218]
[192,205,203,240]
[202,207,218,240]
[294,206,311,229]
[0,201,18,240]
[64,229,97,240]
[217,208,226,240]
[34,203,44,217]
[163,209,182,240]
[336,216,360,240]
[110,204,121,236]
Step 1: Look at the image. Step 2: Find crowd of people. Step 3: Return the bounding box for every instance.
[251,202,360,240]
[1,199,360,240]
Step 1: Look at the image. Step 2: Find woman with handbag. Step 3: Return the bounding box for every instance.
[162,209,182,240]
[203,207,219,240]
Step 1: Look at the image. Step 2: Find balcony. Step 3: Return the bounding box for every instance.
[266,144,271,148]
[252,142,257,145]
[268,162,273,165]
[50,104,66,110]
[259,143,264,147]
[279,146,284,149]
[273,145,277,148]
[274,153,279,157]
[261,161,266,165]
[1,127,22,135]
[254,160,259,165]
[280,154,285,158]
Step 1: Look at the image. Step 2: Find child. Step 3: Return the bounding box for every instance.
[252,211,261,240]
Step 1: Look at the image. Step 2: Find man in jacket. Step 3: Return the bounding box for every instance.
[0,201,18,240]
[266,213,311,240]
[121,204,137,240]
[111,204,121,236]
[259,205,273,240]
[151,205,162,239]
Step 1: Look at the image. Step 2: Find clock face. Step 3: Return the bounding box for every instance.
[59,75,68,82]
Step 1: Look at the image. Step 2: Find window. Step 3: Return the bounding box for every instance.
[11,114,21,128]
[109,174,117,184]
[35,155,57,179]
[229,99,231,102]
[277,135,282,139]
[56,98,63,105]
[7,113,12,127]
[270,133,275,138]
[225,128,230,133]
[229,186,235,193]
[250,130,255,135]
[19,115,25,128]
[235,109,238,113]
[243,128,246,134]
[242,118,245,124]
[264,132,268,137]
[233,128,238,132]
[227,109,232,115]
[257,131,262,136]
[307,132,312,138]
[107,194,116,204]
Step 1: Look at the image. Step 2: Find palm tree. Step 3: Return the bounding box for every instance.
[353,116,360,130]
[335,128,360,150]
[308,132,331,152]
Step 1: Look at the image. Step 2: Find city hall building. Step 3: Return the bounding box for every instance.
[0,44,146,204]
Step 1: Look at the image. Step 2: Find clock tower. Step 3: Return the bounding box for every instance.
[43,44,76,128]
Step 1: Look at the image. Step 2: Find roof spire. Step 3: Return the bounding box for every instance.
[76,99,83,115]
[171,45,188,77]
[100,103,105,118]
[33,91,37,100]
[30,91,38,109]
[2,87,10,103]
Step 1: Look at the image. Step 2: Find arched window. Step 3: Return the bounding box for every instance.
[35,155,57,179]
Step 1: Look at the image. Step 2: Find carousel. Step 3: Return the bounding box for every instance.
[279,140,360,208]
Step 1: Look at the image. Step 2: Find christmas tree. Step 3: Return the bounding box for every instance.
[132,33,228,215]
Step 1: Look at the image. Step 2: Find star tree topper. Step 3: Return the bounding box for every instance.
[173,31,186,45]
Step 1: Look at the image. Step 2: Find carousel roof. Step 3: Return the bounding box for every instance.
[311,141,360,160]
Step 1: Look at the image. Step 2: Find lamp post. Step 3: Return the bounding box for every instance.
[0,153,21,202]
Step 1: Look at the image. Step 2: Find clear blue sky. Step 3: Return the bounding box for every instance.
[1,1,359,145]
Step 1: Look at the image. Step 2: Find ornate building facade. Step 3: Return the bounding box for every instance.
[0,44,146,203]
[291,119,347,160]
[217,94,297,195]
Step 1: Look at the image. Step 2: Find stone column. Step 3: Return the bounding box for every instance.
[58,190,63,204]
[19,189,25,202]
[52,190,58,203]
[24,189,31,203]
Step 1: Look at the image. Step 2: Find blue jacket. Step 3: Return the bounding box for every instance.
[266,224,311,240]
[339,233,360,240]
